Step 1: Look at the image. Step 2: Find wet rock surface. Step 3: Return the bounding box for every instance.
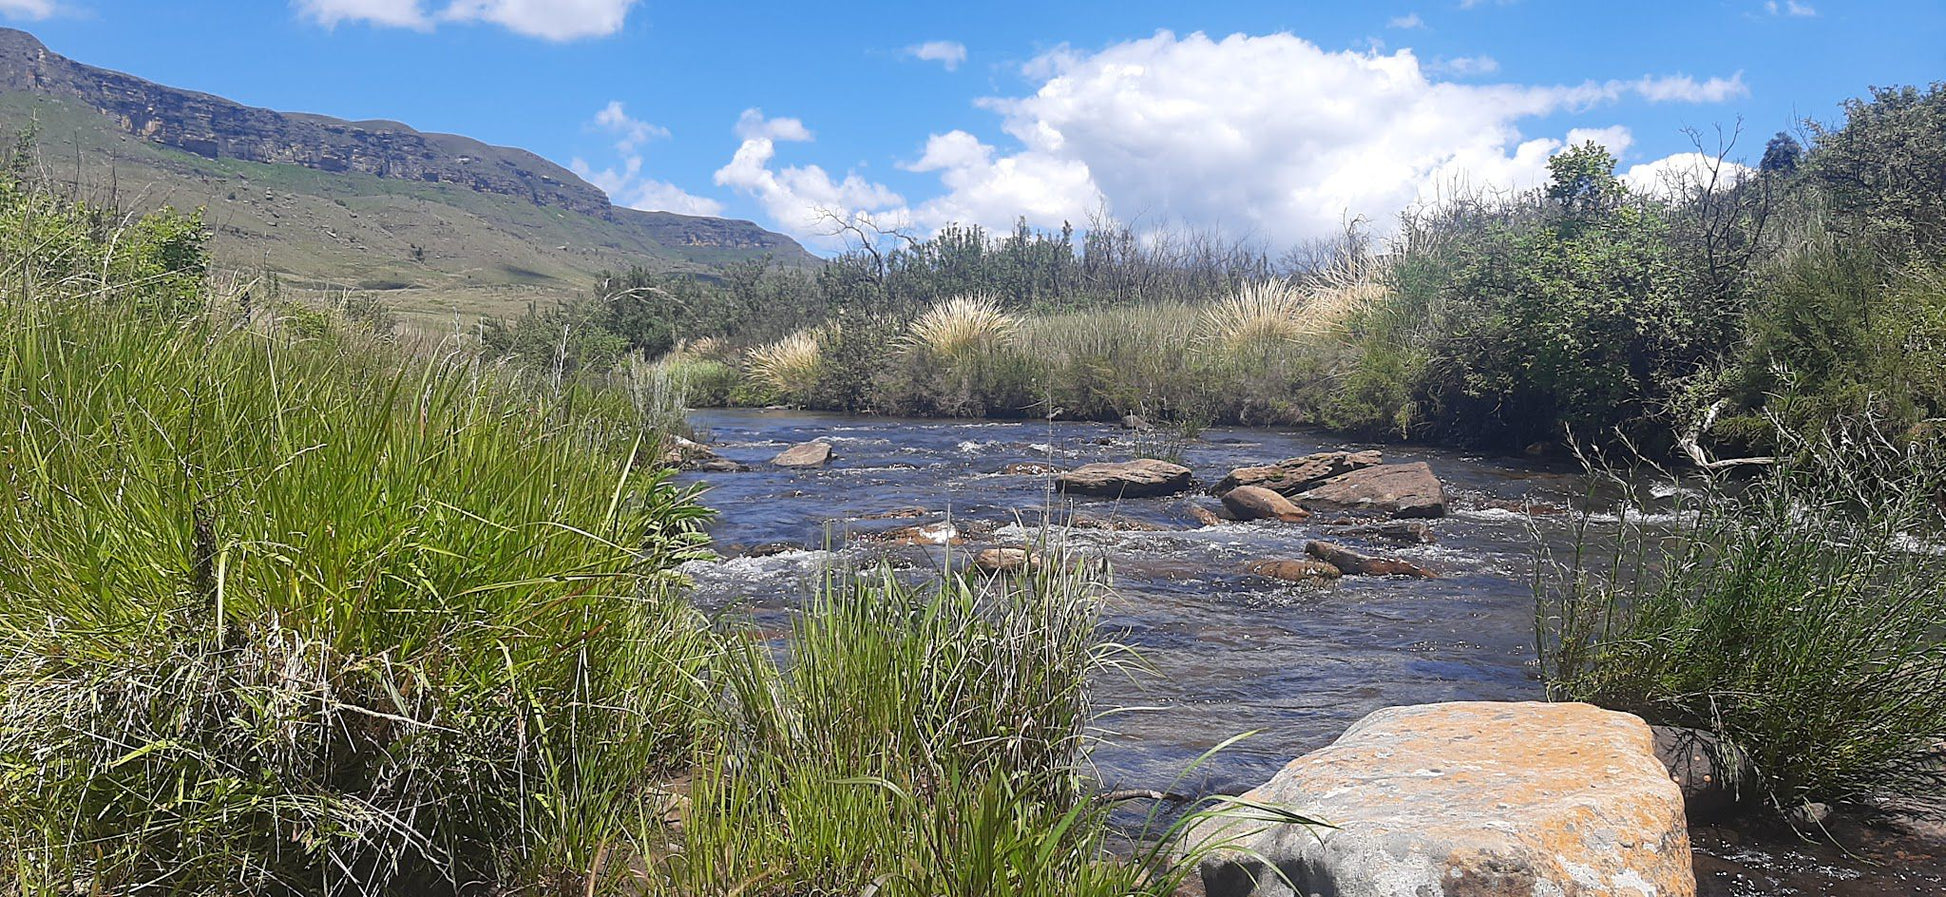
[1057,459,1194,498]
[1305,541,1436,578]
[1220,485,1310,522]
[1214,450,1384,496]
[772,440,834,468]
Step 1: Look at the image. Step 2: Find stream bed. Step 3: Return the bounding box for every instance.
[674,409,1946,896]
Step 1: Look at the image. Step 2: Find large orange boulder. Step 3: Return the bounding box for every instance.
[1298,462,1448,518]
[1185,701,1694,897]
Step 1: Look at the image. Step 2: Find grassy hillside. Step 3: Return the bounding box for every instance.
[0,91,811,322]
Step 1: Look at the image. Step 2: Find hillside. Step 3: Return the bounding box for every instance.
[0,28,815,320]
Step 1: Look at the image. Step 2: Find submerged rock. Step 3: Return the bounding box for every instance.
[1318,519,1435,544]
[1304,541,1435,578]
[973,547,1040,574]
[1183,502,1227,527]
[1214,450,1384,496]
[1298,462,1448,519]
[1001,462,1063,476]
[772,440,834,468]
[1245,559,1341,584]
[1056,459,1193,498]
[1069,512,1174,532]
[1652,725,1757,823]
[1185,701,1694,897]
[1221,485,1311,522]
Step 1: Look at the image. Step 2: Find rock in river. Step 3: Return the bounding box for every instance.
[1298,462,1448,519]
[772,440,834,469]
[1304,541,1435,578]
[1214,450,1384,496]
[973,547,1040,574]
[1055,459,1193,498]
[1185,701,1694,897]
[1246,559,1341,584]
[1220,485,1311,522]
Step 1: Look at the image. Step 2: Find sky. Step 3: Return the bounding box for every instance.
[3,0,1942,252]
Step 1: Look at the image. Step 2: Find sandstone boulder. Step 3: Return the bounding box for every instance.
[1186,701,1694,897]
[1298,462,1447,519]
[1221,486,1312,522]
[1184,503,1227,527]
[1056,459,1193,498]
[1246,559,1342,584]
[772,441,834,469]
[1214,451,1384,496]
[1304,541,1435,578]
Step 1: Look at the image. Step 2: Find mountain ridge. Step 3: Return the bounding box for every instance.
[0,27,814,316]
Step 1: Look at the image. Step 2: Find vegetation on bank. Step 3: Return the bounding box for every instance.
[1536,426,1946,814]
[485,82,1946,462]
[0,162,1281,897]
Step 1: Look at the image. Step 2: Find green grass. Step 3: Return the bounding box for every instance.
[1535,424,1946,813]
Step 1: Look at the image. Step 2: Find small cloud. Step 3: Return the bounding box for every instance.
[904,40,968,72]
[591,100,669,154]
[1387,12,1425,29]
[0,0,61,19]
[1764,0,1816,15]
[1631,71,1748,103]
[294,0,639,41]
[734,108,814,143]
[1429,54,1499,76]
[1458,0,1517,8]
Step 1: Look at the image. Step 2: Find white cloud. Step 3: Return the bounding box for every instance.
[572,102,722,216]
[714,31,1749,251]
[713,110,907,250]
[1624,152,1756,196]
[1431,55,1499,75]
[1764,0,1816,16]
[572,156,725,217]
[905,40,969,71]
[294,0,638,40]
[1387,13,1425,29]
[593,100,668,153]
[0,0,60,19]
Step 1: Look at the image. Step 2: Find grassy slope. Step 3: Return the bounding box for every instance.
[1,92,806,323]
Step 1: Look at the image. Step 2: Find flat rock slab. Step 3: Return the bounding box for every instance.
[1215,450,1384,496]
[1246,559,1342,583]
[1298,462,1448,519]
[1056,459,1193,498]
[772,441,834,468]
[1187,701,1694,897]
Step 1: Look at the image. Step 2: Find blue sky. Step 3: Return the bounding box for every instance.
[5,1,1942,250]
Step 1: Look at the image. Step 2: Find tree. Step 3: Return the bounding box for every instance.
[1545,142,1626,217]
[1807,82,1946,258]
[1759,132,1803,174]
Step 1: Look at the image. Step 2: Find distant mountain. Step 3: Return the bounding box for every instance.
[0,28,814,319]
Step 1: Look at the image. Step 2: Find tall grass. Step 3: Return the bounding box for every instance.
[1536,423,1946,812]
[744,328,824,403]
[906,293,1020,361]
[0,216,717,893]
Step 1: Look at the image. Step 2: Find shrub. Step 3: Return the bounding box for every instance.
[1536,424,1946,812]
[745,328,824,403]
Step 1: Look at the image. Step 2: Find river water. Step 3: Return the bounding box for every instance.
[674,409,1946,896]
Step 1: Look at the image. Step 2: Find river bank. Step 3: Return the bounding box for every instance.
[674,408,1946,896]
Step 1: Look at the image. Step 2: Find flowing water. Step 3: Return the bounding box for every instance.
[675,409,1946,896]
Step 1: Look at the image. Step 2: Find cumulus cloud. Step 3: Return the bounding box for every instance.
[905,40,969,71]
[713,110,905,249]
[1624,152,1756,196]
[294,0,638,40]
[573,156,725,217]
[1387,13,1425,29]
[714,31,1750,250]
[593,100,668,153]
[0,0,61,19]
[571,102,723,217]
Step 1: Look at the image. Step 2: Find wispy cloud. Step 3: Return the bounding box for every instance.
[293,0,639,41]
[593,101,669,154]
[1764,0,1816,16]
[0,0,61,20]
[1429,54,1499,75]
[904,40,969,71]
[1387,13,1425,29]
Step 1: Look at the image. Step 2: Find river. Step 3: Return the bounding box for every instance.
[674,408,1946,896]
